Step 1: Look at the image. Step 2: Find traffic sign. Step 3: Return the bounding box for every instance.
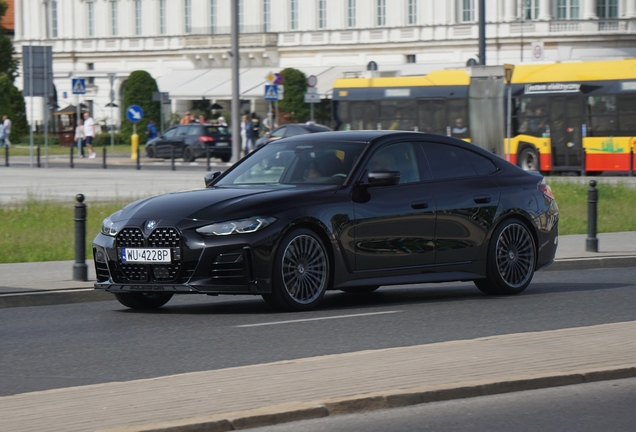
[264,85,279,101]
[306,75,318,88]
[273,73,283,85]
[72,78,86,95]
[304,93,321,103]
[126,105,144,123]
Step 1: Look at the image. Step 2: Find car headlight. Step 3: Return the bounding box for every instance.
[101,216,120,237]
[196,216,277,236]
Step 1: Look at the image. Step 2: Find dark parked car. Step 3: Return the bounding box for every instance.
[146,123,232,162]
[255,123,331,147]
[94,131,559,311]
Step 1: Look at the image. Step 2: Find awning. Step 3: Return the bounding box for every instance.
[157,66,366,100]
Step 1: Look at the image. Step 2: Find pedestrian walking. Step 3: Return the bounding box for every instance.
[2,115,11,147]
[0,122,6,148]
[75,119,86,157]
[146,119,158,143]
[241,114,254,154]
[83,112,96,158]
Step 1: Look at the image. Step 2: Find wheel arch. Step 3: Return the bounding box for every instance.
[488,210,540,271]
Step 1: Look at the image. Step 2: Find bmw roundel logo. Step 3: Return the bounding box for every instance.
[146,220,157,230]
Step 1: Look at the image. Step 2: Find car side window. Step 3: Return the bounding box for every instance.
[285,126,303,137]
[367,142,420,184]
[187,126,201,136]
[270,127,287,138]
[163,128,177,138]
[176,126,190,136]
[421,142,477,180]
[463,149,498,175]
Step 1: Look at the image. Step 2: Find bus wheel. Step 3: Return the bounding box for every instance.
[518,147,539,171]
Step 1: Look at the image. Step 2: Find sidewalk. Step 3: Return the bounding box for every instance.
[0,321,634,432]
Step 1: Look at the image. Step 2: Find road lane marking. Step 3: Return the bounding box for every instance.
[236,310,403,328]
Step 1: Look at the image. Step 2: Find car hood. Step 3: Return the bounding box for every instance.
[111,185,338,225]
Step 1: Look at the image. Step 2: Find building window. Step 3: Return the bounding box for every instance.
[263,0,270,32]
[159,0,166,34]
[377,0,386,26]
[290,0,298,30]
[522,0,539,20]
[110,1,118,36]
[407,0,417,25]
[556,0,579,19]
[239,0,244,32]
[406,54,416,63]
[134,0,142,36]
[318,0,327,29]
[87,2,95,37]
[210,0,217,34]
[49,1,58,38]
[184,0,192,34]
[596,0,618,18]
[460,0,474,22]
[347,0,356,27]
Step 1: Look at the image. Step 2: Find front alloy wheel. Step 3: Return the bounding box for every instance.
[265,229,329,311]
[475,219,536,295]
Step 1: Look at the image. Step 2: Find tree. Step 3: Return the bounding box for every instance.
[120,70,160,144]
[0,0,18,83]
[0,73,28,142]
[278,68,309,123]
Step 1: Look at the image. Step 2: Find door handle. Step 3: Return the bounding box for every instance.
[473,195,491,204]
[411,200,429,209]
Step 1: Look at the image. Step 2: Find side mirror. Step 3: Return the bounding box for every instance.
[367,171,401,187]
[204,171,222,188]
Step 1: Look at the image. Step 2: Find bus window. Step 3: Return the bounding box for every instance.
[513,97,548,137]
[417,100,446,135]
[447,99,469,138]
[588,96,617,134]
[380,100,416,131]
[618,94,636,133]
[350,101,378,130]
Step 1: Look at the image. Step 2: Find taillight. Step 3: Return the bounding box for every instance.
[538,183,554,199]
[199,136,214,143]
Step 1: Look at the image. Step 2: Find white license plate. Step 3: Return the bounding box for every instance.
[121,248,171,263]
[216,142,229,146]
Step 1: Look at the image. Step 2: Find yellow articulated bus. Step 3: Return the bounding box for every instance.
[332,59,636,174]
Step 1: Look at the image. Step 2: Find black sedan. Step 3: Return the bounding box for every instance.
[255,123,331,148]
[93,131,558,311]
[146,123,232,162]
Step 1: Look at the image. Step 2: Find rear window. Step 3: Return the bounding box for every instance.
[204,126,231,136]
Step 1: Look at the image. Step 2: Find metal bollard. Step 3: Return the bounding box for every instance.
[37,146,41,168]
[586,180,599,252]
[103,146,107,169]
[73,194,88,281]
[70,145,74,168]
[581,147,586,177]
[171,145,176,171]
[5,143,9,166]
[630,147,633,177]
[136,145,140,170]
[206,148,211,171]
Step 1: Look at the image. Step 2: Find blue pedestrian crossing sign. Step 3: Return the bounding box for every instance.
[126,105,144,123]
[72,78,86,95]
[264,85,279,101]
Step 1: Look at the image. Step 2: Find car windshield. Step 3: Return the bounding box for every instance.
[217,140,367,186]
[205,126,231,136]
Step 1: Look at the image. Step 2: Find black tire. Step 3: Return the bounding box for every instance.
[183,146,195,162]
[266,228,330,311]
[221,154,231,163]
[340,285,380,294]
[146,145,156,159]
[114,292,174,309]
[518,147,539,171]
[474,218,536,296]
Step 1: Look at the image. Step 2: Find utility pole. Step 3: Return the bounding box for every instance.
[478,0,486,65]
[231,0,241,163]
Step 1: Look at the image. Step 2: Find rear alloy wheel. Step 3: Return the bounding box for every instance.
[146,145,156,159]
[518,147,539,171]
[475,218,536,295]
[264,228,329,311]
[183,146,195,162]
[114,292,174,309]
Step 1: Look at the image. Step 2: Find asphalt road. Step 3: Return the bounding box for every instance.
[2,267,636,397]
[248,378,636,432]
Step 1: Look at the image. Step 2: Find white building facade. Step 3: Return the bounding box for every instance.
[12,0,636,125]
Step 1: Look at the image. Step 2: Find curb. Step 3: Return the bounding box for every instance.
[99,365,636,432]
[543,256,636,271]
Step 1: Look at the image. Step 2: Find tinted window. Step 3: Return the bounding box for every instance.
[367,142,420,184]
[176,126,190,136]
[187,126,201,136]
[463,149,498,175]
[163,127,178,138]
[205,126,231,136]
[285,126,304,137]
[422,142,477,180]
[270,127,287,138]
